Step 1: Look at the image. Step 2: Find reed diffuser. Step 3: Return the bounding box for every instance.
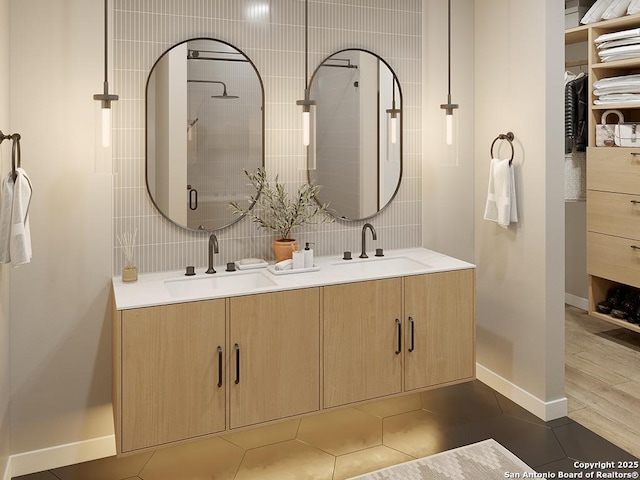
[118,229,138,282]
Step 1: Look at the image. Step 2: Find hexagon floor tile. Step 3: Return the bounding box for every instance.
[139,436,244,480]
[382,409,469,458]
[354,393,422,418]
[234,439,335,480]
[297,407,382,456]
[50,451,152,480]
[333,445,413,480]
[223,419,300,450]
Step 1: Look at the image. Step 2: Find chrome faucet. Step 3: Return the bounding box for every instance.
[205,233,219,274]
[360,223,377,258]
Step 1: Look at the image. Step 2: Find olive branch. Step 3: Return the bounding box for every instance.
[229,168,332,240]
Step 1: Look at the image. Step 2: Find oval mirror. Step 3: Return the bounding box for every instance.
[307,49,402,221]
[146,38,264,231]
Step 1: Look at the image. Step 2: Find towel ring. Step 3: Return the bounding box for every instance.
[11,134,21,181]
[0,129,22,181]
[490,132,515,166]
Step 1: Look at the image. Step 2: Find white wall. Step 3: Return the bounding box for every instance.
[9,0,114,472]
[473,0,566,418]
[422,0,475,264]
[0,0,11,476]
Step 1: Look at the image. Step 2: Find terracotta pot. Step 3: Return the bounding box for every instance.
[273,239,298,262]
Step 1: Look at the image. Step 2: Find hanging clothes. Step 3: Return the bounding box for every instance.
[565,73,588,154]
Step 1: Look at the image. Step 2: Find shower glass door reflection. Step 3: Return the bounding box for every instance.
[186,45,262,230]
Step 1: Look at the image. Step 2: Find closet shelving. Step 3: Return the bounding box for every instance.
[567,13,640,334]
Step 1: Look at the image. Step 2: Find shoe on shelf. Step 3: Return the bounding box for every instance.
[597,300,613,314]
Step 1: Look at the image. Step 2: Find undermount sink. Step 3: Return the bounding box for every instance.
[164,270,276,298]
[331,256,430,276]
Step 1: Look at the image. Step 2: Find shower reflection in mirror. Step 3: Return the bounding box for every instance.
[146,38,264,232]
[308,49,402,222]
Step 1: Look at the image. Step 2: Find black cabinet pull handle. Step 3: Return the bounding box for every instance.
[234,343,240,384]
[631,152,640,156]
[632,245,640,250]
[395,319,401,355]
[217,346,223,388]
[631,200,640,204]
[189,188,198,210]
[408,317,415,352]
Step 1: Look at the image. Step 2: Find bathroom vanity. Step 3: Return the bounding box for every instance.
[111,248,475,456]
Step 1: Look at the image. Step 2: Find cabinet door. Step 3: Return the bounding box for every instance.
[323,278,402,408]
[404,270,475,391]
[229,288,320,429]
[120,300,226,452]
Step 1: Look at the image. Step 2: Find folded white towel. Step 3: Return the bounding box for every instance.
[0,168,33,265]
[594,73,640,87]
[595,27,640,44]
[483,158,517,228]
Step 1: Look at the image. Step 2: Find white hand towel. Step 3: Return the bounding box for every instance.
[0,173,13,263]
[483,158,518,228]
[0,168,32,265]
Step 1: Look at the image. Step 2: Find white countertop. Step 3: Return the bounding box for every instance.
[112,247,475,310]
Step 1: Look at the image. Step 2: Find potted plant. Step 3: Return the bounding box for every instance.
[230,167,332,261]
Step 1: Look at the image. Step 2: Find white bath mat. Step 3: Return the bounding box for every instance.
[348,439,536,480]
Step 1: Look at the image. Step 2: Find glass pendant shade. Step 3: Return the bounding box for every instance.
[302,108,311,146]
[390,115,398,144]
[101,106,111,148]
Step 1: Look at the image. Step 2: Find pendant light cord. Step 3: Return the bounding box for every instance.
[440,0,456,111]
[304,0,309,89]
[94,0,117,102]
[103,0,108,85]
[447,0,451,102]
[296,0,315,113]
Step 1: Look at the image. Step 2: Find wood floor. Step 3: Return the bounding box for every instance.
[565,305,640,458]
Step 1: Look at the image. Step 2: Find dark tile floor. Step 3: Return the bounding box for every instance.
[13,380,639,479]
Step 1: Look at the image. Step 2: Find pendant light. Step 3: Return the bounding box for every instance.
[93,0,118,148]
[386,81,401,145]
[440,0,458,146]
[296,0,315,147]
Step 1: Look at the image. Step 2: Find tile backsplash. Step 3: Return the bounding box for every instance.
[113,0,422,274]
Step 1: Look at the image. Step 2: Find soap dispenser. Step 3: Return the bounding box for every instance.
[292,244,304,269]
[303,242,314,268]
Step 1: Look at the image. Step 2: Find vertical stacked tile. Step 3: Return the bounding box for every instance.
[113,0,422,274]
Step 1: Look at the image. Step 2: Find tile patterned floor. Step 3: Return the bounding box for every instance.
[14,379,638,480]
[14,306,640,480]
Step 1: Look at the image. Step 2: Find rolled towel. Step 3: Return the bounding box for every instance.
[274,259,293,271]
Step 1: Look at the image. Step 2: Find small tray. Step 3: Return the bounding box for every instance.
[267,265,320,275]
[235,260,268,270]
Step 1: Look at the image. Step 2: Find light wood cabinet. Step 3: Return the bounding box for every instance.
[323,278,403,408]
[587,190,640,240]
[229,288,320,428]
[118,300,226,453]
[404,270,475,391]
[113,269,475,455]
[323,270,475,409]
[567,14,640,334]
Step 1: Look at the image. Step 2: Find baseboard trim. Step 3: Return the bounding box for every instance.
[476,363,568,421]
[2,457,11,480]
[565,293,588,311]
[9,434,115,478]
